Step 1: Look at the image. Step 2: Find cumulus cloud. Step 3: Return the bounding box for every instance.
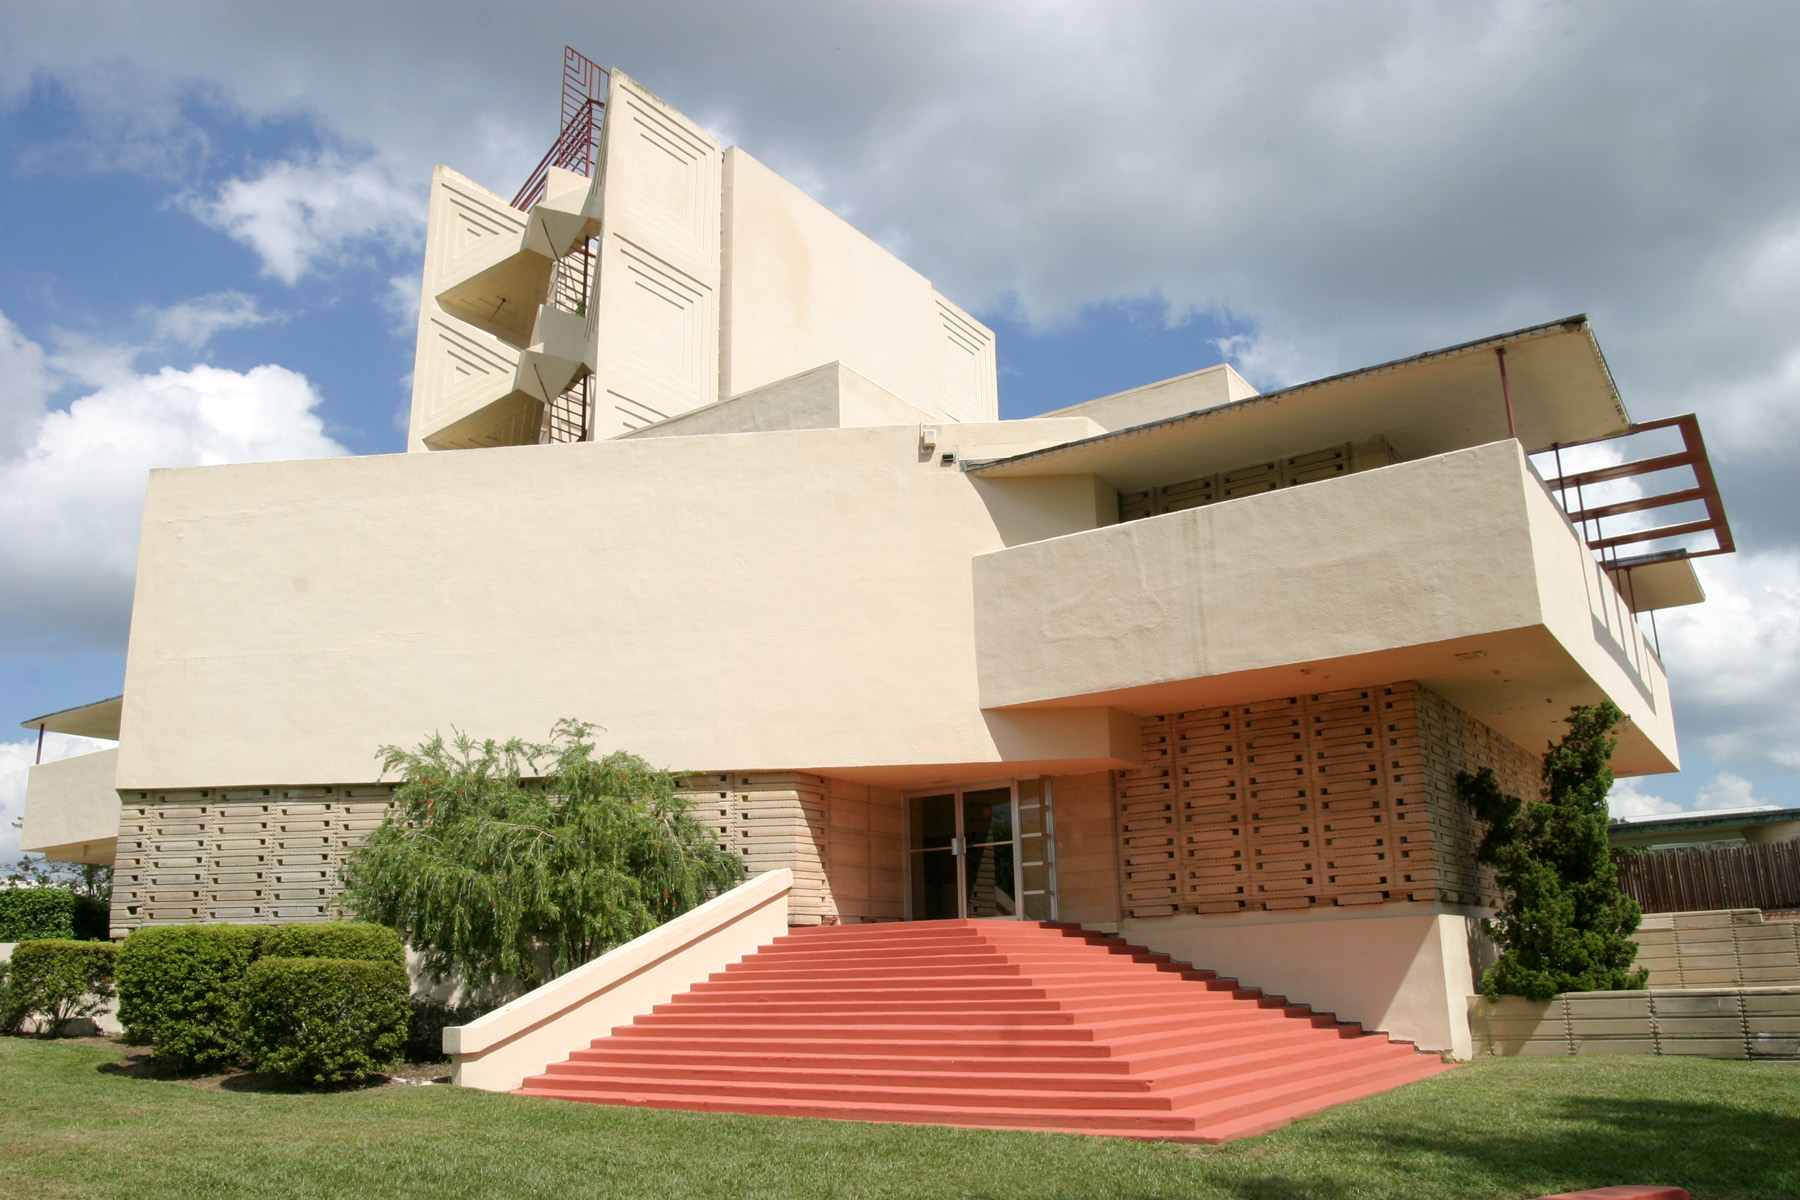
[0,732,115,861]
[1691,771,1776,814]
[0,311,348,651]
[0,310,55,460]
[147,290,271,349]
[1658,551,1800,773]
[1608,776,1683,822]
[187,154,424,284]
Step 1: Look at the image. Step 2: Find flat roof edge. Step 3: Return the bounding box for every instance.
[969,314,1598,476]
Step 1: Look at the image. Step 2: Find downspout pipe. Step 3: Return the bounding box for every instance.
[1496,347,1518,440]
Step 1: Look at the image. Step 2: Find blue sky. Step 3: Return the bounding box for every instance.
[3,1,1798,853]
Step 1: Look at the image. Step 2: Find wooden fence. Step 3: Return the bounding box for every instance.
[1615,841,1800,913]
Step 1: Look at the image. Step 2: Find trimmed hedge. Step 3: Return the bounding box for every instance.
[115,925,263,1070]
[260,921,405,966]
[243,957,410,1084]
[0,888,107,942]
[113,920,411,1074]
[0,940,117,1034]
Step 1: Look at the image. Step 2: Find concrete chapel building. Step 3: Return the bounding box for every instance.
[21,58,1736,1113]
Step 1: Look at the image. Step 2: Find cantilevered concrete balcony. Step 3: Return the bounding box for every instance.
[18,695,124,866]
[972,439,1676,775]
[21,748,120,865]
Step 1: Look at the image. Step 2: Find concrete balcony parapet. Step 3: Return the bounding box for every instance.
[21,747,119,865]
[973,439,1676,775]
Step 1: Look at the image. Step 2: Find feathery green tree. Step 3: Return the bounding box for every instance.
[1459,701,1648,1001]
[342,721,745,994]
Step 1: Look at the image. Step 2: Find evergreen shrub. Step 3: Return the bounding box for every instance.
[260,921,405,966]
[0,888,79,941]
[115,924,263,1070]
[0,940,117,1034]
[1461,701,1649,1000]
[0,961,11,1035]
[242,957,409,1085]
[404,995,487,1063]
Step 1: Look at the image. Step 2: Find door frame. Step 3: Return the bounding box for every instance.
[902,779,1023,921]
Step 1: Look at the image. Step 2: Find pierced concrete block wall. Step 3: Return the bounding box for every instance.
[110,785,397,934]
[1112,681,1529,919]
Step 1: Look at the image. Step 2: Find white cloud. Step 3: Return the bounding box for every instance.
[0,310,55,460]
[1691,771,1776,814]
[0,311,348,651]
[1658,551,1800,773]
[187,153,424,285]
[1608,776,1683,822]
[147,290,271,349]
[0,733,115,861]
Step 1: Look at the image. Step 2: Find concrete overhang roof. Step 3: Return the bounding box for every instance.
[19,695,123,741]
[967,315,1628,490]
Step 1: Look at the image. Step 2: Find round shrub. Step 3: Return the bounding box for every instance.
[0,940,117,1035]
[115,924,262,1071]
[259,921,405,966]
[243,957,409,1085]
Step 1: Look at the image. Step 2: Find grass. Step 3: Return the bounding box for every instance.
[1,1038,1796,1200]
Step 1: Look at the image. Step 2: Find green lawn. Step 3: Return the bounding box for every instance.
[1,1039,1795,1200]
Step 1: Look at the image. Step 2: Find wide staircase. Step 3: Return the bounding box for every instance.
[516,919,1456,1142]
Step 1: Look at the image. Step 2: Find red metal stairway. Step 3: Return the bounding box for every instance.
[515,919,1456,1142]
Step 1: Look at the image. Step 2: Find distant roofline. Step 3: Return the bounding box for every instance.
[1609,805,1800,834]
[968,314,1607,475]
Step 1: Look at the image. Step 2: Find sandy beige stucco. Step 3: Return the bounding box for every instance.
[972,439,1677,775]
[20,748,119,864]
[1120,906,1488,1058]
[118,420,1130,792]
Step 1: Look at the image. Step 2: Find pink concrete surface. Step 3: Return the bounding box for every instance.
[514,918,1456,1141]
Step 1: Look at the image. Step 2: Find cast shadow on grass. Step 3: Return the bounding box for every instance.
[1180,1095,1800,1200]
[94,1053,388,1094]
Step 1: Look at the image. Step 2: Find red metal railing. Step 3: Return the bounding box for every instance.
[511,46,608,211]
[1535,413,1735,569]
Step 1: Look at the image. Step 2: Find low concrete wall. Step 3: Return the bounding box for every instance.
[446,869,793,1091]
[1470,988,1800,1059]
[1634,909,1800,988]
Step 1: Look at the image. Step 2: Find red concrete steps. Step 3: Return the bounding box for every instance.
[515,918,1456,1142]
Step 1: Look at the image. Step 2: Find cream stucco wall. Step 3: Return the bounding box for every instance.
[1119,906,1488,1058]
[620,362,936,440]
[1039,362,1259,432]
[971,439,1678,776]
[117,421,1135,793]
[20,748,119,864]
[720,149,997,423]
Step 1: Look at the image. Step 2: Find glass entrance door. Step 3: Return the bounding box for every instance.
[906,784,1022,920]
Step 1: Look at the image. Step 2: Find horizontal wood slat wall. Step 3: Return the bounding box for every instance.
[1113,682,1526,919]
